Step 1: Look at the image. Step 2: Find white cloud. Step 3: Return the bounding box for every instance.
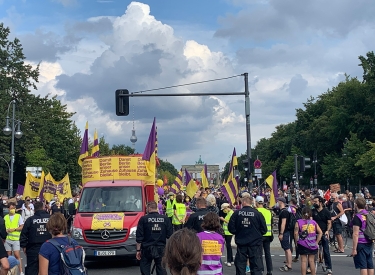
[15,0,375,170]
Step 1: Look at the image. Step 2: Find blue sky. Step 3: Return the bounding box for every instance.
[1,0,375,171]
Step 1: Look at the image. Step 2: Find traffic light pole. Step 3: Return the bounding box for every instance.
[294,154,300,206]
[244,73,253,192]
[117,73,253,192]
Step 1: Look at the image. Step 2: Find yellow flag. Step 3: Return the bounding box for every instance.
[24,172,42,198]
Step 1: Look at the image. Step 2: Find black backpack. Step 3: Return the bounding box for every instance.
[287,208,302,232]
[361,212,375,241]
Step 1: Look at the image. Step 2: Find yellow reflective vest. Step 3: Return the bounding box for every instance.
[223,210,234,236]
[172,203,186,225]
[166,199,176,218]
[257,207,272,237]
[4,214,21,241]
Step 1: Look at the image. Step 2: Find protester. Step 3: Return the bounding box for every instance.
[294,207,322,275]
[220,203,234,267]
[21,201,34,221]
[38,213,78,275]
[136,201,173,275]
[277,197,293,272]
[312,196,333,274]
[165,192,176,224]
[172,194,187,231]
[4,202,24,275]
[162,228,202,275]
[185,197,209,233]
[197,212,224,275]
[351,197,374,275]
[22,197,34,212]
[255,196,273,275]
[288,198,300,263]
[0,239,9,275]
[330,193,345,253]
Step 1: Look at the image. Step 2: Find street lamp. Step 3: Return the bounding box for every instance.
[2,100,22,198]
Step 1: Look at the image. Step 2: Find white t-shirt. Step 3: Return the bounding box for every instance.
[22,202,34,211]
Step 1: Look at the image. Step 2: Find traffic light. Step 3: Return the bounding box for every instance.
[299,156,311,172]
[115,89,129,116]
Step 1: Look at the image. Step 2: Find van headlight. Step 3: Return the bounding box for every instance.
[129,226,137,238]
[72,227,83,240]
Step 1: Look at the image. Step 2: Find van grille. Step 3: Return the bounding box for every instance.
[84,229,128,242]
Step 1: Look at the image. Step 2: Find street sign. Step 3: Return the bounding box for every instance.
[254,168,262,174]
[254,159,262,169]
[255,173,262,179]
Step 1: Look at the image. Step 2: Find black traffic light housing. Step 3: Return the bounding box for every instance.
[299,156,311,172]
[115,89,129,116]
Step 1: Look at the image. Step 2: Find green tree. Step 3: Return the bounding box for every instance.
[356,142,375,177]
[25,136,53,173]
[359,51,375,84]
[111,144,135,155]
[158,159,178,177]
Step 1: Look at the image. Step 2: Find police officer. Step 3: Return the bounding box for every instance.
[20,201,51,275]
[255,196,273,275]
[184,197,209,232]
[136,201,173,275]
[228,195,267,275]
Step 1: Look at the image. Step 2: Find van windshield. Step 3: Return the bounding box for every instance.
[78,186,143,213]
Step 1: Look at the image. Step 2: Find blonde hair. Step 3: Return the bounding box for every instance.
[206,194,216,206]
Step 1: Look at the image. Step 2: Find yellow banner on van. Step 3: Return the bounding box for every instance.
[91,213,125,230]
[82,156,154,185]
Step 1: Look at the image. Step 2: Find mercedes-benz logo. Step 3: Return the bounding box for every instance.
[101,230,110,240]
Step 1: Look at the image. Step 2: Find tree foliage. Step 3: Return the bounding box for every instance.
[252,51,375,188]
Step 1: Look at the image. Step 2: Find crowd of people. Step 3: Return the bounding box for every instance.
[0,184,373,275]
[0,192,80,275]
[141,184,375,275]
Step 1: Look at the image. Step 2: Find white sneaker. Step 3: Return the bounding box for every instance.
[20,272,24,275]
[231,262,234,265]
[226,263,232,267]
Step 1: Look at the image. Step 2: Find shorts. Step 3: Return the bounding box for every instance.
[332,221,342,235]
[353,243,374,269]
[297,244,318,255]
[280,231,291,251]
[4,240,20,252]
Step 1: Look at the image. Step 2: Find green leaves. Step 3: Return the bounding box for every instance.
[254,51,375,187]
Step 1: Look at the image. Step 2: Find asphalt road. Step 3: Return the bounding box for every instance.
[83,246,361,275]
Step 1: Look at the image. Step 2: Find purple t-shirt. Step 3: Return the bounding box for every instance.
[39,236,78,275]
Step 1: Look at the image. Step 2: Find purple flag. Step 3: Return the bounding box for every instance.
[78,122,89,166]
[142,118,157,176]
[16,184,24,195]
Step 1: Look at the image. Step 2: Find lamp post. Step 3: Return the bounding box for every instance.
[3,100,23,198]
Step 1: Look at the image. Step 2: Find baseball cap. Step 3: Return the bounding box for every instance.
[277,197,286,204]
[221,203,230,210]
[168,192,174,196]
[256,196,264,203]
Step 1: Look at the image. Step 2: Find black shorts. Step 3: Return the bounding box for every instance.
[280,231,291,251]
[297,244,318,255]
[332,221,342,235]
[353,243,374,269]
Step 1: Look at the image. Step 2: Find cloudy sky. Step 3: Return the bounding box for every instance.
[1,0,374,172]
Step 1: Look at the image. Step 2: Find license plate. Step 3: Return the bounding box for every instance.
[95,250,116,256]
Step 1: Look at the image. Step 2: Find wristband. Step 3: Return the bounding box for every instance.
[136,250,141,252]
